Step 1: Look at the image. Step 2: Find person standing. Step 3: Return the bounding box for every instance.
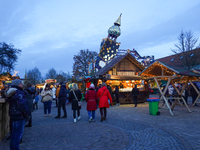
[97,82,113,122]
[190,82,198,106]
[52,85,56,104]
[85,84,97,122]
[24,82,36,127]
[184,87,189,105]
[114,86,120,106]
[33,93,39,110]
[131,85,139,107]
[55,85,60,107]
[6,79,29,150]
[55,83,67,118]
[66,87,70,105]
[40,84,53,117]
[69,84,82,123]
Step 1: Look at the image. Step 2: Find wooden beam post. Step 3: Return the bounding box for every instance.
[154,77,174,116]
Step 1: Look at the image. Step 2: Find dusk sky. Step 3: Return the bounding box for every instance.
[1,0,200,78]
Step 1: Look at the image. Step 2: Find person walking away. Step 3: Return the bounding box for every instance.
[55,85,60,107]
[85,84,97,122]
[132,85,139,107]
[24,82,36,127]
[6,79,29,150]
[69,84,82,123]
[33,93,39,110]
[55,83,67,118]
[114,86,120,106]
[40,84,53,117]
[97,82,113,122]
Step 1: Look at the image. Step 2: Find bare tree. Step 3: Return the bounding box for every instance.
[73,49,98,77]
[171,30,200,70]
[26,67,42,85]
[0,42,21,73]
[45,68,57,79]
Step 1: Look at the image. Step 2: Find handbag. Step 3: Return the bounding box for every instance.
[72,91,82,107]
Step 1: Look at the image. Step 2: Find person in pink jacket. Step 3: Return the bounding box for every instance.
[97,82,113,122]
[85,84,97,122]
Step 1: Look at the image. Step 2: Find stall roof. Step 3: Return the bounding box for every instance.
[140,61,200,77]
[95,52,145,76]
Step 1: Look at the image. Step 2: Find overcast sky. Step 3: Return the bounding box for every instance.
[1,0,200,78]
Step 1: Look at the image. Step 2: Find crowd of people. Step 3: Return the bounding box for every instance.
[1,79,115,150]
[2,78,199,150]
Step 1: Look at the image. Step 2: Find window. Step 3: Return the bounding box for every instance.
[180,56,183,59]
[170,58,174,62]
[190,53,194,57]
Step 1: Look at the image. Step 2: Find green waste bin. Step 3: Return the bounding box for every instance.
[147,98,160,115]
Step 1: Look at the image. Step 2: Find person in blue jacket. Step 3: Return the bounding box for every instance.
[6,79,29,150]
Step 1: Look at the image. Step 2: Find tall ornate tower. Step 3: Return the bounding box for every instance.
[95,14,122,69]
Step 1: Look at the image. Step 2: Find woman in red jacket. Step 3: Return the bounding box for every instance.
[97,82,113,122]
[85,84,97,122]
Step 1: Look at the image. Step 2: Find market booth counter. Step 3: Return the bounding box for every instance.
[0,98,10,141]
[107,79,149,104]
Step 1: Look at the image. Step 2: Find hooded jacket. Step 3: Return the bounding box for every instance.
[24,87,36,112]
[58,84,67,101]
[6,86,29,121]
[97,86,112,108]
[85,88,97,111]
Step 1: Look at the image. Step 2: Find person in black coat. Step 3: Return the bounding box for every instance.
[184,87,189,104]
[114,86,120,106]
[6,79,29,150]
[190,82,198,106]
[24,82,36,127]
[69,83,82,123]
[55,83,67,118]
[131,85,139,107]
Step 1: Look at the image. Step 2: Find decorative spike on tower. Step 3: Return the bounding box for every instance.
[96,13,122,68]
[108,13,122,41]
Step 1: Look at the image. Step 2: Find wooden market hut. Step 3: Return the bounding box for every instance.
[140,60,200,116]
[94,52,149,104]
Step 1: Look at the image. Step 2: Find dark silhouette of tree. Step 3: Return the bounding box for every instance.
[73,49,97,77]
[0,42,21,73]
[171,30,200,70]
[26,67,42,85]
[45,68,57,79]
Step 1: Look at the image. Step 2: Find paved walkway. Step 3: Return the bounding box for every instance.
[0,96,199,150]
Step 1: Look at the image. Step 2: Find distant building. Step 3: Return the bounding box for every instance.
[157,48,200,70]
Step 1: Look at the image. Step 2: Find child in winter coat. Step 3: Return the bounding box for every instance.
[33,93,39,110]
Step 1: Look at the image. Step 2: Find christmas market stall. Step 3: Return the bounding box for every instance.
[0,72,13,141]
[140,61,200,116]
[94,52,149,104]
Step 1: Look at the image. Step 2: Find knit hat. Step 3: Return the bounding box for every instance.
[89,84,95,89]
[12,79,22,86]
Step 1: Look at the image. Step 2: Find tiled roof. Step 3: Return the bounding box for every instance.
[156,48,200,67]
[160,61,200,77]
[95,53,144,76]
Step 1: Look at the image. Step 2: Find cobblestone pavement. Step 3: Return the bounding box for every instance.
[0,96,199,150]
